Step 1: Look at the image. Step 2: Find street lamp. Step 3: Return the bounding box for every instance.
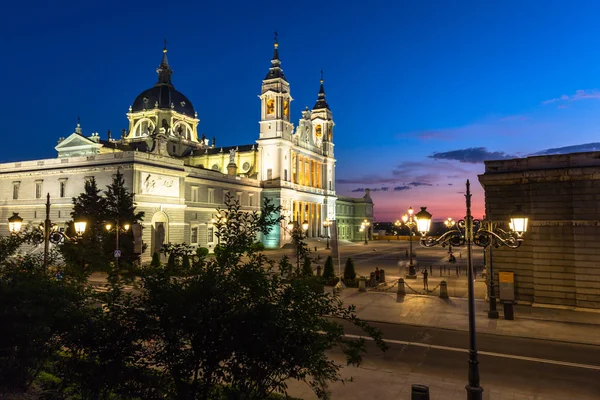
[401,207,419,278]
[361,219,370,245]
[323,219,331,250]
[444,217,455,229]
[289,220,309,274]
[8,213,23,234]
[10,194,86,270]
[417,180,527,400]
[105,221,130,272]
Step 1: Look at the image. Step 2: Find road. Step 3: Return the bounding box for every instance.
[287,320,600,399]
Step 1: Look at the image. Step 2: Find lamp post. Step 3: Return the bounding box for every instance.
[323,219,331,250]
[10,194,86,270]
[361,219,370,245]
[289,219,309,274]
[417,180,528,400]
[394,219,401,240]
[105,221,130,272]
[402,207,418,278]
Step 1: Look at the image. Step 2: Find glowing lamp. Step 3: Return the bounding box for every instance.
[8,212,23,234]
[415,207,432,236]
[302,220,309,231]
[74,219,87,235]
[510,207,528,237]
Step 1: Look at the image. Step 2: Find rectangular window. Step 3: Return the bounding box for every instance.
[191,227,198,244]
[236,192,242,205]
[249,194,254,207]
[34,211,37,219]
[59,181,66,198]
[12,182,20,200]
[191,186,199,202]
[35,181,43,199]
[284,169,288,181]
[329,181,332,190]
[207,226,214,243]
[208,188,215,203]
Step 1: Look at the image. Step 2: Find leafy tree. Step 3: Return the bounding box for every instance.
[323,255,335,280]
[278,255,292,278]
[0,256,88,395]
[60,177,111,278]
[104,170,145,270]
[344,257,356,281]
[130,197,386,399]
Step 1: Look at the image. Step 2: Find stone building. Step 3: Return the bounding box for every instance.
[479,152,600,310]
[0,39,373,261]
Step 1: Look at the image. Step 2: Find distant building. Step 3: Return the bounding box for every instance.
[479,152,600,310]
[0,39,372,260]
[335,190,374,241]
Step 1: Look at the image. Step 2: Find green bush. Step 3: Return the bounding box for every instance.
[251,241,265,252]
[196,247,209,258]
[302,256,313,277]
[150,252,161,268]
[279,255,292,277]
[344,257,356,281]
[323,255,335,280]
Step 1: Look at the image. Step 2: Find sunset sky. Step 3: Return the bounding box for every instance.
[4,1,600,221]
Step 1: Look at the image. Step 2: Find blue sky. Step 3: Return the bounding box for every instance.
[4,0,600,221]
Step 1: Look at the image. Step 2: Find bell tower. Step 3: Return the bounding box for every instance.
[311,71,335,157]
[258,33,294,140]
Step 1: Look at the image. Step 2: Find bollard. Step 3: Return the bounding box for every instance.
[396,278,406,298]
[358,277,367,292]
[411,384,430,400]
[380,269,386,283]
[439,280,448,299]
[316,265,322,277]
[369,272,376,287]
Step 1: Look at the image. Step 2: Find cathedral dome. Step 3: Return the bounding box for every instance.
[131,85,195,116]
[130,42,196,117]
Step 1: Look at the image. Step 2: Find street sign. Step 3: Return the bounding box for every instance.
[114,249,122,258]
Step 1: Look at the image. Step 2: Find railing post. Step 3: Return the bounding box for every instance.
[397,278,406,299]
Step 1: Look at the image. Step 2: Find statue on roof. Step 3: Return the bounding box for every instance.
[229,148,236,164]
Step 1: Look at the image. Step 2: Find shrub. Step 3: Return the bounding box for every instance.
[252,241,265,252]
[278,255,292,277]
[302,256,313,277]
[344,257,356,281]
[323,256,335,280]
[196,247,209,258]
[150,252,161,268]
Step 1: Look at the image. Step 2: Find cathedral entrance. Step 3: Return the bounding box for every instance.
[151,212,169,257]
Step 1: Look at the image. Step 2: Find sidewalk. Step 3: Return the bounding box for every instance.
[337,283,600,346]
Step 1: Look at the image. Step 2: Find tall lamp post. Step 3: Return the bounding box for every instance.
[394,219,401,240]
[416,180,528,400]
[323,219,331,250]
[361,219,370,245]
[402,207,418,278]
[288,219,309,273]
[105,221,130,272]
[9,195,86,271]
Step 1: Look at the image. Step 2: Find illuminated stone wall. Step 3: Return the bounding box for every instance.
[479,152,600,309]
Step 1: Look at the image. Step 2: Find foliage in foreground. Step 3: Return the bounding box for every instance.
[1,196,386,399]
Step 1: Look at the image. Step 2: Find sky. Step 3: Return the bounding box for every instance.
[4,0,600,222]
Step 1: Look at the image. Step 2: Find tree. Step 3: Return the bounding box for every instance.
[322,255,335,280]
[104,170,145,271]
[130,197,386,399]
[344,257,356,282]
[0,256,88,395]
[60,177,111,278]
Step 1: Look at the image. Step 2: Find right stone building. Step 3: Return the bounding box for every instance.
[479,152,600,310]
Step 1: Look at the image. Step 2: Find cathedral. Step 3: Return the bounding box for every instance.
[0,39,373,261]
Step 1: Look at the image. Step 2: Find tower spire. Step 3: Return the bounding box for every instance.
[264,31,286,80]
[156,38,173,85]
[313,70,330,110]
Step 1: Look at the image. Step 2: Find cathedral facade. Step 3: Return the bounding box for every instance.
[0,40,373,261]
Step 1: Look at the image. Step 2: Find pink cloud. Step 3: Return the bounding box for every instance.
[542,89,600,105]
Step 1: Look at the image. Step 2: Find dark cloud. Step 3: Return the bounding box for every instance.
[381,187,389,192]
[429,147,516,164]
[351,188,365,192]
[337,176,400,184]
[394,186,410,191]
[531,142,600,156]
[409,182,433,187]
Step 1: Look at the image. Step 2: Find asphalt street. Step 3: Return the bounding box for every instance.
[328,320,600,399]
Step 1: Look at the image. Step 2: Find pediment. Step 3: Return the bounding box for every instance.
[55,133,104,157]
